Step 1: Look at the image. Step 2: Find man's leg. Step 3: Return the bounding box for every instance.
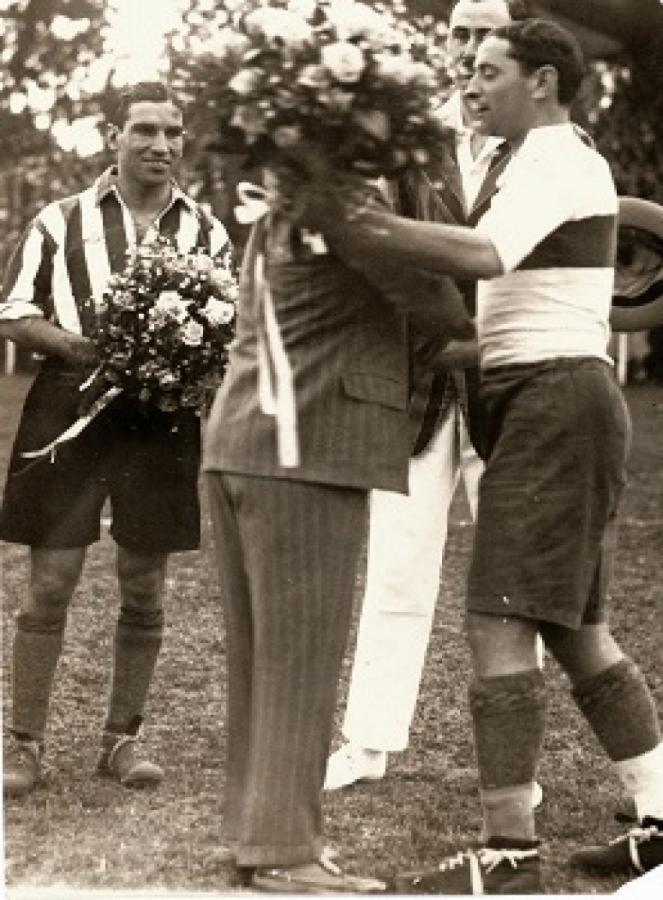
[467,613,545,844]
[4,547,85,796]
[338,409,459,762]
[541,621,663,875]
[213,474,369,871]
[206,472,255,854]
[393,612,545,895]
[98,546,167,786]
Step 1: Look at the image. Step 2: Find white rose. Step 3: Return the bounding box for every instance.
[228,67,263,96]
[326,0,399,47]
[203,297,236,327]
[180,320,205,347]
[244,8,313,47]
[321,41,365,83]
[188,253,215,275]
[203,27,251,61]
[375,52,415,84]
[153,291,189,324]
[287,0,317,19]
[209,267,237,295]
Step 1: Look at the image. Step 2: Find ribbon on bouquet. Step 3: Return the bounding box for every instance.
[20,368,122,464]
[234,181,328,469]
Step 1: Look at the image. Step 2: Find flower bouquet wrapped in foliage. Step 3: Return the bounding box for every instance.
[21,238,238,464]
[85,237,238,414]
[186,0,452,179]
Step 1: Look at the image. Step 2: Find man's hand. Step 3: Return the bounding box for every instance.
[0,317,98,369]
[59,332,99,369]
[428,337,479,370]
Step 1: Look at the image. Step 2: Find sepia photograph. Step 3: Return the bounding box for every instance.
[1,1,662,897]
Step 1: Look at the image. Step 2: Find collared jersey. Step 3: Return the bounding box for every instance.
[0,167,231,337]
[474,124,618,369]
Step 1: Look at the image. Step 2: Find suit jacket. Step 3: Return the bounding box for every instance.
[401,134,511,458]
[203,212,466,494]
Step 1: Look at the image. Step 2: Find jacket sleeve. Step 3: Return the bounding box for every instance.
[318,184,475,341]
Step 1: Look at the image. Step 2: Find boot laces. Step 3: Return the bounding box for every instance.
[477,847,539,874]
[610,824,662,874]
[437,850,471,872]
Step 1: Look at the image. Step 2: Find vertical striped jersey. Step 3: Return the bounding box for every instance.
[0,166,231,337]
[474,124,618,370]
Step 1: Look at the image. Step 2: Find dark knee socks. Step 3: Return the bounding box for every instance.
[573,657,663,820]
[12,612,66,741]
[572,658,661,761]
[470,669,547,842]
[104,606,164,735]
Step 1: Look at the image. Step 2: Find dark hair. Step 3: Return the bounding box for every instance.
[491,18,586,105]
[109,81,182,128]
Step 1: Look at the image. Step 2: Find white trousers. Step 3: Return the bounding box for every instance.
[343,403,483,752]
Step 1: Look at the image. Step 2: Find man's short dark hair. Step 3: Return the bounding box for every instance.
[109,81,182,128]
[491,18,586,106]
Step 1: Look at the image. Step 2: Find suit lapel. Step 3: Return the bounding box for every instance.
[426,140,466,223]
[470,142,511,224]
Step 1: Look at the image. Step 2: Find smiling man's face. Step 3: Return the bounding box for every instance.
[109,100,185,188]
[466,35,535,140]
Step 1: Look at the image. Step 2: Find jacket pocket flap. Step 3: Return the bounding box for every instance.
[341,372,407,410]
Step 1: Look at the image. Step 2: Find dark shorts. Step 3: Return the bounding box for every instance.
[467,357,631,629]
[0,361,201,553]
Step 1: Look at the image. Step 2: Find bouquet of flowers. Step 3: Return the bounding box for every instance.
[185,0,453,179]
[85,237,238,414]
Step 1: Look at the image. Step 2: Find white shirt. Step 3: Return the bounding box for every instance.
[474,124,618,369]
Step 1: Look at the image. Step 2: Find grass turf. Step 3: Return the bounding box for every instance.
[1,373,662,894]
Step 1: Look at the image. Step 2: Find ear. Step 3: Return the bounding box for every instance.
[106,123,121,152]
[531,64,558,101]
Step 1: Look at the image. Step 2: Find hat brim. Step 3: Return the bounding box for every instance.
[612,196,663,331]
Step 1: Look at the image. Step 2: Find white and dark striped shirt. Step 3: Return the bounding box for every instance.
[475,124,618,369]
[0,166,231,337]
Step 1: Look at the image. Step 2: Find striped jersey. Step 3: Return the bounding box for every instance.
[0,166,231,337]
[474,124,618,370]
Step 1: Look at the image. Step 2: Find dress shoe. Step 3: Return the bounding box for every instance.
[252,854,385,893]
[569,817,663,875]
[3,736,42,797]
[392,840,543,894]
[324,743,387,791]
[97,732,163,787]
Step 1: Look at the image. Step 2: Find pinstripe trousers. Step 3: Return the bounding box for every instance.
[206,472,367,867]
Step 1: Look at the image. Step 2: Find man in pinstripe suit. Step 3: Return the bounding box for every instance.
[203,188,473,890]
[1,81,230,797]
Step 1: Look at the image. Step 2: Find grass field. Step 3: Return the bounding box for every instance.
[1,373,662,896]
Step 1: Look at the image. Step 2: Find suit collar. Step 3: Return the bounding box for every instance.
[433,93,508,218]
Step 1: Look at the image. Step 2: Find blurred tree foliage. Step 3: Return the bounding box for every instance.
[2,0,663,259]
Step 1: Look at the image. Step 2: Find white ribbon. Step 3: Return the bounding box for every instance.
[235,180,328,253]
[21,385,122,463]
[235,181,273,226]
[236,180,321,469]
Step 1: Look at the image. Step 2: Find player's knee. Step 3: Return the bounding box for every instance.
[467,612,540,677]
[117,549,167,610]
